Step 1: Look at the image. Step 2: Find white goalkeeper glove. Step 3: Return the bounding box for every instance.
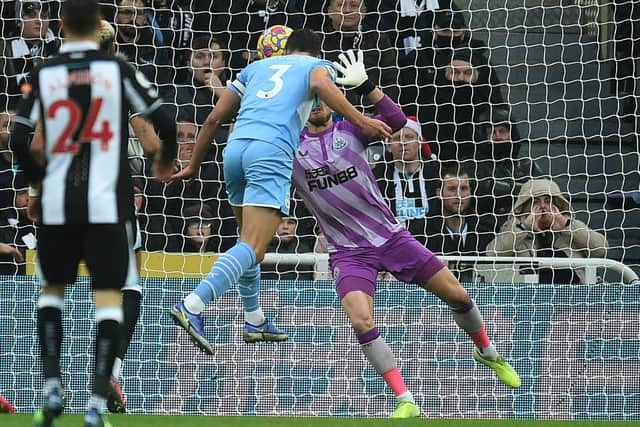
[333,50,373,94]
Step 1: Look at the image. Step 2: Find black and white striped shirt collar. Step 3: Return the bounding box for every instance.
[60,41,99,53]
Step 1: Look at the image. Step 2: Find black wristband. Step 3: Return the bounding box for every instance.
[353,79,375,95]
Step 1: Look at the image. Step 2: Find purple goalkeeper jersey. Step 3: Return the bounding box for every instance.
[292,96,406,252]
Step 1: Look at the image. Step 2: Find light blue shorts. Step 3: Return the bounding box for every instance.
[223,138,293,216]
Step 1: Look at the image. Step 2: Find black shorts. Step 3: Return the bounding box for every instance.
[37,222,136,290]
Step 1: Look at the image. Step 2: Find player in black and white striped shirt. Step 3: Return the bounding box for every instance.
[10,1,177,426]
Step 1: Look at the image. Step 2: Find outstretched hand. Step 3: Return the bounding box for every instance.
[165,163,196,184]
[359,116,392,140]
[333,50,368,88]
[153,157,179,183]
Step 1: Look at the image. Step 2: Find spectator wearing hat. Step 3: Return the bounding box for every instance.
[403,46,506,161]
[366,1,474,59]
[0,172,36,275]
[320,0,399,109]
[398,6,488,103]
[374,117,440,245]
[262,216,314,281]
[0,1,60,109]
[486,179,608,284]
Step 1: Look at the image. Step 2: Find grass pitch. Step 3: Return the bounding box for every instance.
[2,415,636,427]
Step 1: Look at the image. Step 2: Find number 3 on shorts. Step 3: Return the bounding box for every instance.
[256,64,291,99]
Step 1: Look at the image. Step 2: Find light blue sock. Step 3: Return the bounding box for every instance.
[192,242,256,306]
[238,263,261,312]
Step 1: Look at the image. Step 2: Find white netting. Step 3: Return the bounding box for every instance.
[0,0,639,419]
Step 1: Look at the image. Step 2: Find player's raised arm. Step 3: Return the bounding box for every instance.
[129,115,160,156]
[334,49,406,141]
[120,62,177,181]
[167,87,240,183]
[310,66,391,140]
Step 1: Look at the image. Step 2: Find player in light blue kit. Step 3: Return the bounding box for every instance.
[167,29,391,354]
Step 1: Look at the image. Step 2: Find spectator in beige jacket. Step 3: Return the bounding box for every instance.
[486,179,608,283]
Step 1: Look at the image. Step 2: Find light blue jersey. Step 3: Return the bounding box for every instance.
[227,54,336,154]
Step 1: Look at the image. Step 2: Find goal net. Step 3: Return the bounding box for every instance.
[1,0,639,420]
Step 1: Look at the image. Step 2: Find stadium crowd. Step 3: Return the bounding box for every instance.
[0,0,612,284]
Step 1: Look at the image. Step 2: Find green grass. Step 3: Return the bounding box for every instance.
[1,415,637,427]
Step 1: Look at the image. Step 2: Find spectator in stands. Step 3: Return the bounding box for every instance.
[0,1,60,109]
[474,106,540,218]
[141,117,234,252]
[426,163,493,257]
[404,46,505,161]
[375,118,439,245]
[262,216,314,280]
[399,7,488,108]
[175,116,222,183]
[173,36,231,132]
[365,1,475,60]
[321,0,399,107]
[102,0,195,70]
[364,0,438,59]
[207,0,305,72]
[0,173,35,275]
[114,0,173,96]
[177,120,197,166]
[430,8,486,56]
[612,0,640,119]
[0,240,23,280]
[486,179,608,284]
[144,0,197,72]
[182,204,218,253]
[0,110,16,208]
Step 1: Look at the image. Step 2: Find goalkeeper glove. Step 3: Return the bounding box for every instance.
[333,49,375,95]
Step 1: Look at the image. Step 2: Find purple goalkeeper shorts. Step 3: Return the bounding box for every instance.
[329,229,446,299]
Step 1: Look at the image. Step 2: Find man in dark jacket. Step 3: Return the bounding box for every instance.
[474,106,541,217]
[114,0,173,96]
[321,0,399,108]
[426,163,493,257]
[406,46,505,161]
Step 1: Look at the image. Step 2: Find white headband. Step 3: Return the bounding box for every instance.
[403,118,422,140]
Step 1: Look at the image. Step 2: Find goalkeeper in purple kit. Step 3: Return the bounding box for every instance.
[293,50,522,418]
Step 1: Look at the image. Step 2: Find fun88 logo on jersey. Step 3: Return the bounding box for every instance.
[306,165,358,192]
